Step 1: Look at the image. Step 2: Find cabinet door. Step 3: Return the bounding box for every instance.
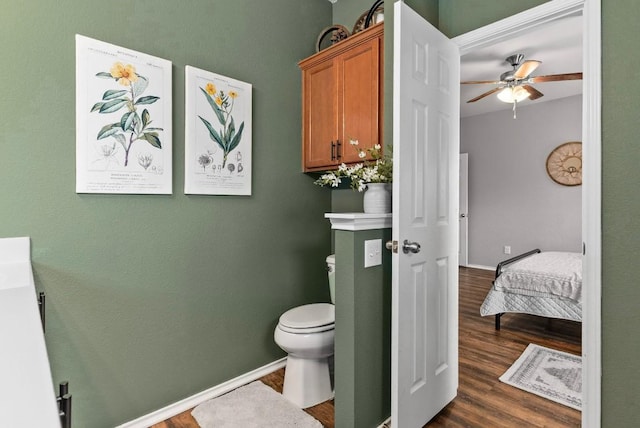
[339,36,380,164]
[302,59,338,170]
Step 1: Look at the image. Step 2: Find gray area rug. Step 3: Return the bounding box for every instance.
[500,343,582,410]
[191,381,323,427]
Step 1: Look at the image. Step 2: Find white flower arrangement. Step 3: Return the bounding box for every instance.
[314,139,392,192]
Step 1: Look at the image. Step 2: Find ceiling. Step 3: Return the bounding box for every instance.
[460,13,583,118]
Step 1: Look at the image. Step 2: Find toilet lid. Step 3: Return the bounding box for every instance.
[279,303,335,330]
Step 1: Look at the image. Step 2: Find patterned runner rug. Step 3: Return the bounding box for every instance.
[192,381,322,427]
[499,343,582,410]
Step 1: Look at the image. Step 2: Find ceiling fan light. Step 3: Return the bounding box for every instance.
[497,86,530,103]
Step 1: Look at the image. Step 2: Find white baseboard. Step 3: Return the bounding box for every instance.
[378,416,391,427]
[464,264,495,271]
[116,357,287,428]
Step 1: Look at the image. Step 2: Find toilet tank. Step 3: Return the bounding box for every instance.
[326,254,335,304]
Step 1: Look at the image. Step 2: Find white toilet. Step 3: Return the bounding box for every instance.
[274,254,335,408]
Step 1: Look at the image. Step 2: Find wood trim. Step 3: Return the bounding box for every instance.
[299,23,383,69]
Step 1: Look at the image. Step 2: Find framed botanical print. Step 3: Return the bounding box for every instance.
[75,35,172,194]
[184,66,252,195]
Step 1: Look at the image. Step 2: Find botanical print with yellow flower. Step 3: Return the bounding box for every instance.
[198,81,244,169]
[184,65,251,195]
[91,61,163,168]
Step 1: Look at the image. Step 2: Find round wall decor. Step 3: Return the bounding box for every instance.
[316,25,350,52]
[546,141,582,186]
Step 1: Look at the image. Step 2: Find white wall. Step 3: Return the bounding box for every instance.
[461,95,582,267]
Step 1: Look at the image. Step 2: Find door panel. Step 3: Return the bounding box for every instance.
[392,2,460,427]
[341,38,380,164]
[303,60,337,169]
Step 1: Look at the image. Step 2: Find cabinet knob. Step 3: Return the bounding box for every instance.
[330,141,336,161]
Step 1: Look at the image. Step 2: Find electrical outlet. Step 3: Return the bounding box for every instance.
[504,245,511,255]
[364,239,382,268]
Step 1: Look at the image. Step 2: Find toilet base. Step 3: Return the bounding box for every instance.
[282,355,334,409]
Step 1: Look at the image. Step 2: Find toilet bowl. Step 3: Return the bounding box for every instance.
[273,255,336,408]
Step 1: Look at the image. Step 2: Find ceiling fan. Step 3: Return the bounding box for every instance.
[461,53,582,117]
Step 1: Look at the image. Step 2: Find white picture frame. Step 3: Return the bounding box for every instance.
[184,65,252,195]
[75,35,172,194]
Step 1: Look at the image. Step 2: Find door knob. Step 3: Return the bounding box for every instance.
[386,240,398,253]
[402,240,421,254]
[460,213,467,218]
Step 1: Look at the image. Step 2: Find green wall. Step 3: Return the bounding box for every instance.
[5,0,638,426]
[438,0,548,36]
[333,0,374,30]
[601,2,640,426]
[334,227,392,427]
[1,1,333,426]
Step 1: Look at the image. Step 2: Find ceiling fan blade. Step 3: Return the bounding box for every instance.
[522,85,544,100]
[514,60,541,79]
[461,80,502,85]
[466,87,502,103]
[530,72,583,82]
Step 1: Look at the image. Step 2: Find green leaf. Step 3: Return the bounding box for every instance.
[99,98,128,113]
[198,116,225,150]
[132,113,141,134]
[113,133,127,149]
[228,122,244,152]
[142,132,162,149]
[141,109,150,128]
[95,72,113,79]
[135,96,160,105]
[145,127,163,132]
[97,123,121,140]
[120,111,135,131]
[132,75,148,98]
[199,87,226,125]
[228,116,236,140]
[90,102,105,112]
[102,89,128,100]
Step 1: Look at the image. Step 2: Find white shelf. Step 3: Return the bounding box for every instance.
[324,212,392,231]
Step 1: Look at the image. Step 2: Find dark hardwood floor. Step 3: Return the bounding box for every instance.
[425,267,581,427]
[153,267,580,428]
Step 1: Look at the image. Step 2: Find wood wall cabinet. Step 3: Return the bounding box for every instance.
[299,23,383,172]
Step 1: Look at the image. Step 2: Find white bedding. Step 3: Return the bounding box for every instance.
[480,287,582,321]
[480,250,583,323]
[493,251,582,303]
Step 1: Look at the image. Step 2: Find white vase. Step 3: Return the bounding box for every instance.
[363,183,392,214]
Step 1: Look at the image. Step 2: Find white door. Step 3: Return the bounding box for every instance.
[459,153,469,267]
[392,2,460,427]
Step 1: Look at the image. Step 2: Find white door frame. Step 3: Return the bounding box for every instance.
[452,0,601,426]
[459,153,468,267]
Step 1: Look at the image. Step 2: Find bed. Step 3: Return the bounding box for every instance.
[480,249,582,330]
